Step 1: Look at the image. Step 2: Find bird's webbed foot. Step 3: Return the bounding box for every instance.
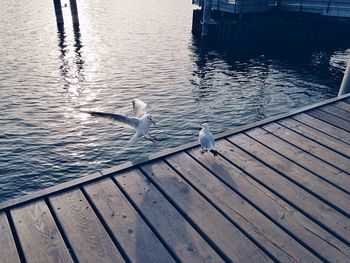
[200,148,208,154]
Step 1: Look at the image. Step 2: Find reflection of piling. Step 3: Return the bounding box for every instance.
[69,0,80,25]
[53,0,64,25]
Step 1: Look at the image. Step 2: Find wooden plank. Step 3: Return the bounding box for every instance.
[189,147,350,262]
[229,133,350,216]
[113,170,224,263]
[49,189,125,263]
[307,109,350,132]
[83,178,175,263]
[333,101,350,112]
[10,200,73,263]
[278,118,350,158]
[246,127,350,193]
[166,152,321,263]
[213,139,350,244]
[0,212,21,263]
[0,172,104,211]
[320,105,350,121]
[263,122,350,173]
[141,161,273,263]
[292,113,350,144]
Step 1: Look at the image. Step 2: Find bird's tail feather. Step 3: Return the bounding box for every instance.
[210,149,219,156]
[128,132,140,144]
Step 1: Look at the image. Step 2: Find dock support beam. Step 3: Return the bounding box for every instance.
[338,58,350,96]
[53,0,64,26]
[202,0,212,37]
[70,0,80,25]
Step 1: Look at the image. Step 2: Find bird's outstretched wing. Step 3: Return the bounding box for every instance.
[84,111,140,129]
[132,98,148,118]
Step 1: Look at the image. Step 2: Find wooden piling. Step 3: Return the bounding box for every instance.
[339,58,350,96]
[53,0,64,25]
[69,0,79,25]
[202,0,212,37]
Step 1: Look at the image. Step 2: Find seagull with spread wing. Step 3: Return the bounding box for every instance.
[84,99,158,143]
[199,123,218,156]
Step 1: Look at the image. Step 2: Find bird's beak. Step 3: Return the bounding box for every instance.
[152,120,157,127]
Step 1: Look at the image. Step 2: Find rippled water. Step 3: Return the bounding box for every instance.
[0,0,349,202]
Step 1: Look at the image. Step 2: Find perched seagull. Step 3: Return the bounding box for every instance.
[199,123,218,156]
[84,99,158,143]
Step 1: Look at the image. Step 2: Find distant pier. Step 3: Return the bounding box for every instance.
[0,94,350,262]
[192,0,350,50]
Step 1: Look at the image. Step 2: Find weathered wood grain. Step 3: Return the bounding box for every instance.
[307,109,350,132]
[263,122,350,173]
[214,139,350,244]
[10,200,72,263]
[141,161,273,263]
[333,101,350,112]
[49,189,125,263]
[246,127,350,193]
[0,212,21,263]
[0,172,104,211]
[320,105,350,121]
[83,177,175,263]
[292,113,350,144]
[229,133,350,216]
[278,118,350,158]
[167,152,321,263]
[189,147,350,262]
[113,170,224,263]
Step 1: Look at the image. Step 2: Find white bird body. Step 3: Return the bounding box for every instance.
[199,123,218,156]
[129,113,156,142]
[84,99,157,143]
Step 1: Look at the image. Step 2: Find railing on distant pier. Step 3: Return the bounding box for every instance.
[193,0,276,14]
[281,0,350,17]
[193,0,350,17]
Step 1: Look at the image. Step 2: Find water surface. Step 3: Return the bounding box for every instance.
[0,0,349,202]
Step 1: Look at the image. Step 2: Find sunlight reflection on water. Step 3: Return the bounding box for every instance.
[0,0,349,202]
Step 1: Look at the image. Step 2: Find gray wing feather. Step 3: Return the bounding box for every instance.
[85,111,140,129]
[199,130,215,149]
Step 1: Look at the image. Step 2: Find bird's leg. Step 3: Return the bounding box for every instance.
[200,147,207,154]
[144,134,156,143]
[148,132,159,141]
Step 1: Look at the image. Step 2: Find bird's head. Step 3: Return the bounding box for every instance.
[202,123,209,129]
[145,114,156,126]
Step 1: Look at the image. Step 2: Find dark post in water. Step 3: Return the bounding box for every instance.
[202,0,212,37]
[70,0,80,25]
[53,0,64,25]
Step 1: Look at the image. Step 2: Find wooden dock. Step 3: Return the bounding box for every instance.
[1,94,350,263]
